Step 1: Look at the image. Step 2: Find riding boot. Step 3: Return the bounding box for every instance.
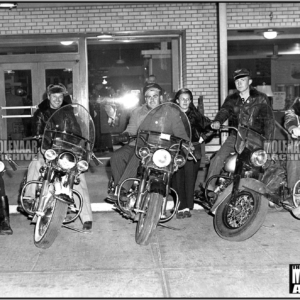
[0,195,13,235]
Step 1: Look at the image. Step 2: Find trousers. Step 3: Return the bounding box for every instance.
[25,151,93,224]
[171,158,201,210]
[110,145,140,191]
[204,134,236,190]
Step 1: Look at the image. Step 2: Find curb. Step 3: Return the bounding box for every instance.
[9,203,204,214]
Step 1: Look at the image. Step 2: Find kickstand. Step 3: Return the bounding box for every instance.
[62,224,92,234]
[158,223,183,230]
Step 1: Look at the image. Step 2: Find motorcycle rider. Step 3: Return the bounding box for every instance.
[23,84,93,231]
[201,68,274,205]
[284,97,300,204]
[107,83,164,201]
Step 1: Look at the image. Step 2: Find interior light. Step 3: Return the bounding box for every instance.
[97,33,113,39]
[60,41,74,46]
[263,29,278,39]
[0,3,17,9]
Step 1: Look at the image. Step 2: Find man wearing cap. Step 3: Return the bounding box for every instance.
[202,68,273,204]
[108,83,164,201]
[23,84,93,231]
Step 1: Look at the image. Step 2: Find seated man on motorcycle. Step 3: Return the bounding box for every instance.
[284,97,300,205]
[200,68,273,206]
[107,83,164,202]
[23,84,93,231]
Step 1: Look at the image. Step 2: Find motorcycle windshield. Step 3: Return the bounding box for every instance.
[136,102,191,159]
[235,102,275,154]
[41,104,95,162]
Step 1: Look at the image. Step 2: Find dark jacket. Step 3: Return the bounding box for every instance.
[186,102,211,143]
[284,97,300,134]
[214,86,274,140]
[32,99,80,136]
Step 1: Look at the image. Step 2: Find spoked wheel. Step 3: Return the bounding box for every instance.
[214,189,268,241]
[135,192,163,246]
[34,195,68,249]
[293,180,300,208]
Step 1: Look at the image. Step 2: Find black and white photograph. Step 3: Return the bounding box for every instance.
[1,0,300,298]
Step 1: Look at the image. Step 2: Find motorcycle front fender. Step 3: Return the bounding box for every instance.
[149,178,166,196]
[210,178,271,214]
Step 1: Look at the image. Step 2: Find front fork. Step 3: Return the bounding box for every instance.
[135,170,177,222]
[36,167,75,216]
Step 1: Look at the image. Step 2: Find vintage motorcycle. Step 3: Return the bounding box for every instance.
[108,102,194,245]
[0,154,18,235]
[20,104,100,249]
[195,102,293,241]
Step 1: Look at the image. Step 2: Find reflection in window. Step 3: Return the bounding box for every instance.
[87,38,179,153]
[0,41,78,55]
[4,69,32,138]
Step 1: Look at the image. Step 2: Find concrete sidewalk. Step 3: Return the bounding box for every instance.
[1,209,300,298]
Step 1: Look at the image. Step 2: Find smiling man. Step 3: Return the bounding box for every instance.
[108,83,163,202]
[24,84,93,231]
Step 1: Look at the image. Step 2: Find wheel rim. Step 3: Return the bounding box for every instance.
[223,192,255,228]
[35,197,56,242]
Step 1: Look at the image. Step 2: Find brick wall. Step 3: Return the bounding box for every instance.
[0,2,219,117]
[1,2,299,118]
[227,2,300,28]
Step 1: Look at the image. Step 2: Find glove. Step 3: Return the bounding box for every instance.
[211,121,221,130]
[118,132,130,143]
[292,127,300,138]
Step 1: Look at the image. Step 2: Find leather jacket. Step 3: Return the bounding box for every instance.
[186,102,211,143]
[32,99,80,137]
[214,86,274,140]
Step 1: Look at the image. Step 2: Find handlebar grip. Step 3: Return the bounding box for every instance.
[8,160,17,171]
[118,134,130,143]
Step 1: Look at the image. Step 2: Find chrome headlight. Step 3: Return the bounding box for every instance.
[77,160,88,172]
[250,149,267,167]
[139,147,150,158]
[152,149,171,168]
[0,161,5,173]
[57,152,77,170]
[45,149,57,161]
[174,155,185,168]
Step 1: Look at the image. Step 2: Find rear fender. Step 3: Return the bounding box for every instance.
[210,178,270,214]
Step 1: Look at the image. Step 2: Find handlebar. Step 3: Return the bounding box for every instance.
[5,154,18,171]
[23,135,42,141]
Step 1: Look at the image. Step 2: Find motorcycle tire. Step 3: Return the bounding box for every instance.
[214,188,268,242]
[135,192,163,246]
[34,195,68,249]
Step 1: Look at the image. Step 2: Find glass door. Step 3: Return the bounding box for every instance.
[0,61,79,140]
